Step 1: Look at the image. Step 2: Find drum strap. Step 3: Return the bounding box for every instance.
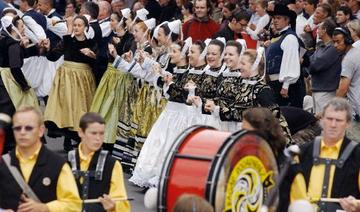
[68,150,108,199]
[2,154,41,202]
[312,137,358,211]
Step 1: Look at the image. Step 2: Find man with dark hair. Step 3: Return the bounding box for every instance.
[182,0,219,41]
[336,6,352,27]
[213,9,250,41]
[335,26,360,141]
[266,4,305,108]
[68,112,130,211]
[0,106,80,211]
[309,18,343,114]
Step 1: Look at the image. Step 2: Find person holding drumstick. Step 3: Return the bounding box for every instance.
[67,112,130,212]
[291,97,360,212]
[0,106,80,211]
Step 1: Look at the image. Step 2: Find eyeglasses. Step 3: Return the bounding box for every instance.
[12,125,35,132]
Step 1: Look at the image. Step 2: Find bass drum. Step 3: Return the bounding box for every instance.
[158,125,279,212]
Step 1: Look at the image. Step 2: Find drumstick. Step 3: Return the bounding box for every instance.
[83,197,133,203]
[311,197,360,203]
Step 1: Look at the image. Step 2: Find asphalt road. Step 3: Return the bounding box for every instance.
[45,135,156,212]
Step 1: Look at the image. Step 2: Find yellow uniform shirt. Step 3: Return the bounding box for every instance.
[78,143,131,212]
[290,139,360,206]
[16,145,81,212]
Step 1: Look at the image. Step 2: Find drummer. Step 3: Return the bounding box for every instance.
[67,112,130,211]
[290,97,360,211]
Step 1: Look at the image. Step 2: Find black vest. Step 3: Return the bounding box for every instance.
[0,145,66,210]
[299,137,360,209]
[23,9,47,31]
[69,149,116,212]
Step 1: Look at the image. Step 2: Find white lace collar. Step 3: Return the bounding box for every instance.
[203,64,227,77]
[222,68,241,77]
[174,66,189,74]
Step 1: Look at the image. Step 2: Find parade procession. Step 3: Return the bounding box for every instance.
[1,0,360,210]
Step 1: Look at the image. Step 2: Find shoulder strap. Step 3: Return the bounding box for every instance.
[312,136,321,164]
[94,150,108,181]
[336,140,359,168]
[68,150,77,172]
[2,154,40,202]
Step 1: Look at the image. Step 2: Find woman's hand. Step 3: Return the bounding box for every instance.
[112,36,121,44]
[204,99,216,113]
[122,50,133,62]
[164,74,173,85]
[108,44,117,58]
[184,80,196,90]
[80,48,96,59]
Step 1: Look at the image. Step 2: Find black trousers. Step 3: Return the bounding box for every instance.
[268,77,306,108]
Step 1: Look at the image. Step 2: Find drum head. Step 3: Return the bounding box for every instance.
[206,130,279,212]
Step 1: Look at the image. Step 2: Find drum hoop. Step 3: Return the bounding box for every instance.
[205,130,249,204]
[157,125,215,212]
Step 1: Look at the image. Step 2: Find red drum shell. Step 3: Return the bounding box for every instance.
[158,125,278,212]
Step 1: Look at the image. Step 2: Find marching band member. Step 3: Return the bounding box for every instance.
[68,112,130,212]
[43,15,97,152]
[0,106,80,211]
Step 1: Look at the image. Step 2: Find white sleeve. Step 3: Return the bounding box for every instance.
[279,34,300,89]
[112,55,147,78]
[100,21,112,37]
[142,57,157,72]
[22,15,47,42]
[246,14,270,40]
[85,26,95,39]
[46,16,67,37]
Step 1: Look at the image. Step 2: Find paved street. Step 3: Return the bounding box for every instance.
[45,135,156,212]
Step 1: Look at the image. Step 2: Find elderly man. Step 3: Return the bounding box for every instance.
[291,97,360,211]
[0,106,80,211]
[182,0,219,41]
[266,4,305,108]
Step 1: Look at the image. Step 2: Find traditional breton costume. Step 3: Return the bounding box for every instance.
[20,8,51,98]
[44,34,97,132]
[67,143,130,211]
[213,39,247,132]
[129,38,192,188]
[214,48,292,143]
[90,15,138,152]
[35,8,66,99]
[0,15,39,113]
[110,12,155,172]
[215,67,242,132]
